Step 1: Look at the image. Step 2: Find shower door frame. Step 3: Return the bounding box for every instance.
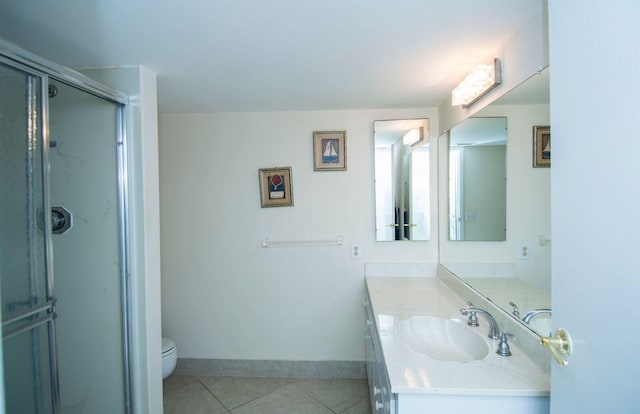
[0,39,134,414]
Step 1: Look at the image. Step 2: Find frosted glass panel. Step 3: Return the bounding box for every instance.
[3,323,55,414]
[0,60,55,414]
[49,81,125,414]
[0,62,48,320]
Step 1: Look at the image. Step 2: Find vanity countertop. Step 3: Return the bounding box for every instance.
[366,276,550,396]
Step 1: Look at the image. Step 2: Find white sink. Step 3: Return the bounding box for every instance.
[398,316,490,362]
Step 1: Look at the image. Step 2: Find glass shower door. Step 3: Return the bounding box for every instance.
[0,60,58,413]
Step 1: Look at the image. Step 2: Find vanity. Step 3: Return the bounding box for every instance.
[368,58,553,412]
[364,268,549,413]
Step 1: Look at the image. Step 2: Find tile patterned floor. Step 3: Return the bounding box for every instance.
[163,375,372,414]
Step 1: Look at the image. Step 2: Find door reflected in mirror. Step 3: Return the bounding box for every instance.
[374,119,430,241]
[449,117,507,241]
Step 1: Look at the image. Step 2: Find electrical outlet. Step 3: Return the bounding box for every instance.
[519,245,530,260]
[351,243,361,259]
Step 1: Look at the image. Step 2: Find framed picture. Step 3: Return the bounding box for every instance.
[533,125,551,168]
[258,167,294,208]
[313,130,347,171]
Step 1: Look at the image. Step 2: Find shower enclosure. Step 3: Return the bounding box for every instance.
[1,43,132,414]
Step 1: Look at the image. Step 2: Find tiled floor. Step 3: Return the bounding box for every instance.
[163,375,372,414]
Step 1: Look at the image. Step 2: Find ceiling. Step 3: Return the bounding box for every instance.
[0,1,543,113]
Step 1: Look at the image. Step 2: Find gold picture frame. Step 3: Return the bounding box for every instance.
[313,130,347,171]
[533,125,551,168]
[258,167,294,208]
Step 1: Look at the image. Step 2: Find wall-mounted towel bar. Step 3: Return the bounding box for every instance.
[261,236,343,248]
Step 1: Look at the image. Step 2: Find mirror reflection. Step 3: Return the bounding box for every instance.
[449,117,507,241]
[374,119,430,241]
[440,67,551,336]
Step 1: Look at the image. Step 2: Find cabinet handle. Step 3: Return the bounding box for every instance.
[375,401,384,410]
[373,386,381,396]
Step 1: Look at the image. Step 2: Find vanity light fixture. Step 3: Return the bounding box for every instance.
[451,58,502,108]
[402,128,421,146]
[402,126,427,147]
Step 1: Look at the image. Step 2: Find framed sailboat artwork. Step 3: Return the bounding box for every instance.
[313,130,347,171]
[533,125,551,168]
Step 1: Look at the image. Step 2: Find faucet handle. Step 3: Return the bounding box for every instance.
[496,332,515,357]
[509,301,520,318]
[461,303,479,327]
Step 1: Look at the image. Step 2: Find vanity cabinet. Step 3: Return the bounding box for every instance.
[365,290,396,414]
[364,276,550,414]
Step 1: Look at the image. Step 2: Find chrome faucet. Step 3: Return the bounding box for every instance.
[522,308,552,324]
[460,306,500,340]
[509,301,520,318]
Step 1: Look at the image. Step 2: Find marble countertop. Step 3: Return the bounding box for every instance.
[366,276,550,396]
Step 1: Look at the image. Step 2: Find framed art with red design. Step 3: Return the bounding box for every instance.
[258,167,294,208]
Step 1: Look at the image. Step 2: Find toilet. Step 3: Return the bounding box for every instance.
[162,337,177,379]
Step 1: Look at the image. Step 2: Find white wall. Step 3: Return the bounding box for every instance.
[159,108,438,361]
[439,103,551,291]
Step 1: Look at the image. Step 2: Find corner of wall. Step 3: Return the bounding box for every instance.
[137,64,162,414]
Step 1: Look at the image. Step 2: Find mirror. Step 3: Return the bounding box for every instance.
[449,117,507,241]
[374,119,430,241]
[440,67,551,336]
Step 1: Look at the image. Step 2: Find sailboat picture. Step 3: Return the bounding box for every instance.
[322,139,339,163]
[313,130,347,171]
[533,125,551,167]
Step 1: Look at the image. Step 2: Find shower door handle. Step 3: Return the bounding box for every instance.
[2,299,57,340]
[51,206,72,234]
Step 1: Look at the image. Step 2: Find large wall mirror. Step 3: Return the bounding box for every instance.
[440,67,551,336]
[374,119,430,241]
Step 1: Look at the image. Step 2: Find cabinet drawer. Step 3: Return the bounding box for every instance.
[365,289,396,414]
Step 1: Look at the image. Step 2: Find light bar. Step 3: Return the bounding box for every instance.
[452,58,502,108]
[402,128,422,146]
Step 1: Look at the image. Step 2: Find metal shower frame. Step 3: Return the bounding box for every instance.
[0,38,134,414]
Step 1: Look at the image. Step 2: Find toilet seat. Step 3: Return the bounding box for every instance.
[162,337,177,379]
[162,337,176,356]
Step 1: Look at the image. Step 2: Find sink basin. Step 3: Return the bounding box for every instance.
[398,316,490,362]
